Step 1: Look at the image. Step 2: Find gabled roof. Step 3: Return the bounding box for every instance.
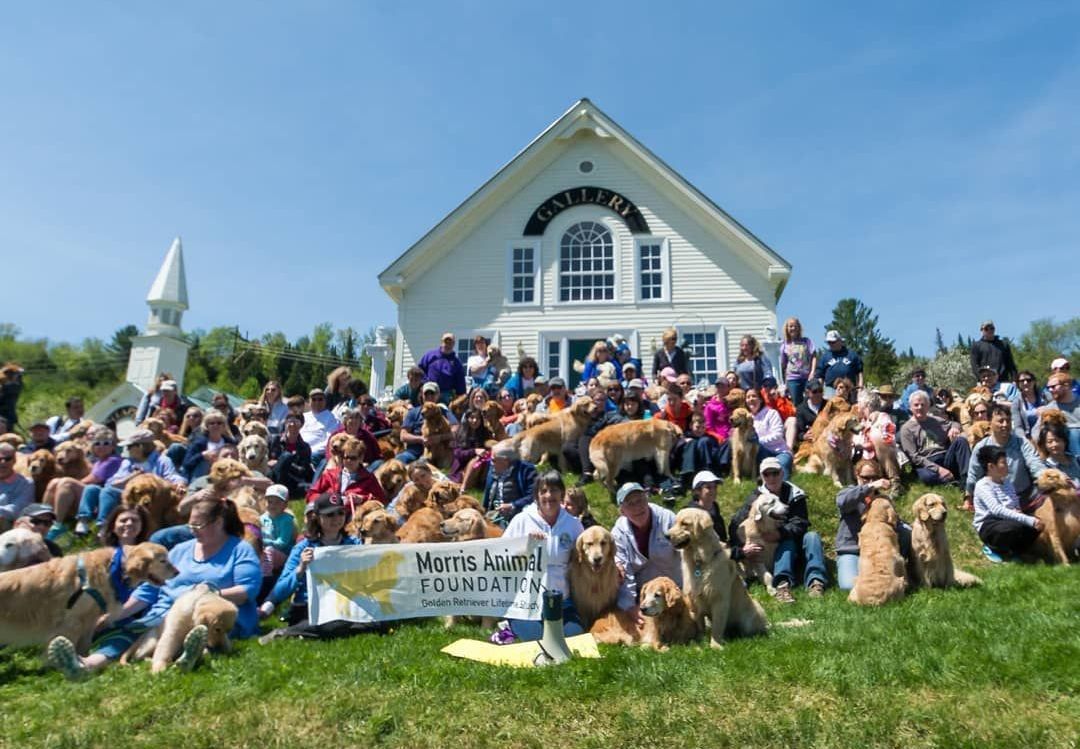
[379,98,792,302]
[147,237,189,309]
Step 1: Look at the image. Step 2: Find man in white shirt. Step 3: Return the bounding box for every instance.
[300,388,340,464]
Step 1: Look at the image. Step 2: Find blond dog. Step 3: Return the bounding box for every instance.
[589,419,682,492]
[512,398,597,471]
[910,493,981,587]
[849,499,907,606]
[126,583,238,673]
[1033,468,1080,564]
[801,413,860,487]
[728,408,758,484]
[639,576,700,651]
[734,492,787,591]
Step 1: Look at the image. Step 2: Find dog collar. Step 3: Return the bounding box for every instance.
[66,555,109,614]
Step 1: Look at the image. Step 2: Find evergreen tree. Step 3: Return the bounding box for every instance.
[935,328,946,355]
[826,298,898,385]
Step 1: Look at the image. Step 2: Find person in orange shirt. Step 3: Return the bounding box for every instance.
[761,376,798,452]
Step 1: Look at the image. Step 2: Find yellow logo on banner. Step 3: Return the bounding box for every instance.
[312,551,405,615]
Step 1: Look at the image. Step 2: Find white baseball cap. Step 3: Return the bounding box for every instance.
[692,470,721,489]
[265,484,289,503]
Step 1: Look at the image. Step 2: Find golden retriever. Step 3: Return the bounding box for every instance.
[481,400,508,443]
[424,480,464,517]
[965,419,993,448]
[140,583,238,673]
[728,408,758,484]
[440,507,503,541]
[53,441,90,480]
[800,413,861,487]
[448,393,470,421]
[589,419,683,492]
[122,474,181,533]
[358,509,401,545]
[639,576,700,651]
[240,420,270,440]
[564,525,641,646]
[421,402,454,469]
[1032,468,1080,564]
[374,459,408,500]
[734,491,787,591]
[796,396,853,462]
[0,528,52,571]
[393,482,430,519]
[0,543,176,653]
[665,508,768,647]
[512,398,597,471]
[238,433,270,475]
[396,507,447,544]
[26,449,58,502]
[910,493,982,587]
[848,498,907,606]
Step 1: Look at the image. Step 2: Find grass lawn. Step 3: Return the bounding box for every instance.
[1,472,1078,749]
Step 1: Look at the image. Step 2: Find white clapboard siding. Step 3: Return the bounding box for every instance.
[385,101,789,386]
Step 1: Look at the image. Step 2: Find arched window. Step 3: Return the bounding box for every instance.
[558,221,615,302]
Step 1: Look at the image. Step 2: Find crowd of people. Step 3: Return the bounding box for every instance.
[0,318,1076,677]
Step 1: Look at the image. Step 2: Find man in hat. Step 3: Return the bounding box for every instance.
[481,440,537,525]
[75,428,186,536]
[728,458,827,603]
[536,377,570,414]
[15,503,64,558]
[396,382,458,464]
[625,378,658,415]
[900,368,933,414]
[20,420,57,454]
[814,331,863,397]
[0,442,34,530]
[1046,358,1080,400]
[970,321,1017,382]
[417,333,467,404]
[611,482,681,624]
[873,384,906,427]
[794,378,826,445]
[977,365,1019,405]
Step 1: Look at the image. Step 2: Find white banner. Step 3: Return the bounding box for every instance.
[307,536,547,625]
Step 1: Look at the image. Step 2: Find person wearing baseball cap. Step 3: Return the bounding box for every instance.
[73,426,186,539]
[1046,358,1080,400]
[259,484,298,583]
[22,419,57,454]
[611,481,682,625]
[258,490,364,638]
[538,376,569,414]
[727,457,826,604]
[686,471,727,537]
[395,381,459,465]
[17,503,64,558]
[970,320,1018,383]
[416,333,467,404]
[815,331,864,398]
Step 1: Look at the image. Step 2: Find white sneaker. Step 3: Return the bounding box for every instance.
[74,520,90,537]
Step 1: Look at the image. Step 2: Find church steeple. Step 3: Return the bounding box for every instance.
[145,237,188,335]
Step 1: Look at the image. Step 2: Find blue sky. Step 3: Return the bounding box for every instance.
[3,2,1077,354]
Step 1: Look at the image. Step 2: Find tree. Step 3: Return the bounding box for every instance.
[825,298,898,385]
[935,328,946,355]
[1014,317,1080,376]
[105,325,140,363]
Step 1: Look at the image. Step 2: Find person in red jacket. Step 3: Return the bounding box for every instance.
[305,436,386,508]
[761,376,798,452]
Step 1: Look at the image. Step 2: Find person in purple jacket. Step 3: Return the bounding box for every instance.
[417,333,467,404]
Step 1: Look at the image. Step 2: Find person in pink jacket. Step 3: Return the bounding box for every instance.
[703,377,732,443]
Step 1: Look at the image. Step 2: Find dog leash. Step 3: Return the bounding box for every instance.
[65,555,109,614]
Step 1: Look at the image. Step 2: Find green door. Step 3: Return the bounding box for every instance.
[567,339,595,390]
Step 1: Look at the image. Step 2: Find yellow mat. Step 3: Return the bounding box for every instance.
[441,633,601,667]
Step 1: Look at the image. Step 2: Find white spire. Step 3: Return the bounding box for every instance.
[146,236,189,310]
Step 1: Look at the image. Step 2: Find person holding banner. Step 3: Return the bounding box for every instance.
[304,437,386,508]
[497,471,584,643]
[258,494,373,642]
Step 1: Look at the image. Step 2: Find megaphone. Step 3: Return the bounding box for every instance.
[533,591,574,666]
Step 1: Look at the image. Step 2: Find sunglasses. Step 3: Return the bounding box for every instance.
[92,440,115,448]
[187,518,216,531]
[500,394,513,399]
[28,517,54,527]
[0,455,15,463]
[343,454,362,460]
[1018,378,1034,384]
[858,474,880,481]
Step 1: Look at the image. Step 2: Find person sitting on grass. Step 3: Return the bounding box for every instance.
[258,493,382,642]
[745,388,793,480]
[685,470,727,539]
[898,390,970,490]
[964,402,1044,512]
[495,471,584,643]
[972,444,1043,563]
[268,412,313,498]
[728,458,827,603]
[45,426,122,532]
[834,459,909,591]
[305,437,386,511]
[561,486,596,529]
[48,498,261,679]
[612,482,681,627]
[259,484,297,596]
[481,441,538,526]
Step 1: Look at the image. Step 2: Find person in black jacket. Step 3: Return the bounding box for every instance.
[727,458,827,603]
[267,412,313,498]
[970,320,1018,382]
[794,378,825,445]
[652,328,692,384]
